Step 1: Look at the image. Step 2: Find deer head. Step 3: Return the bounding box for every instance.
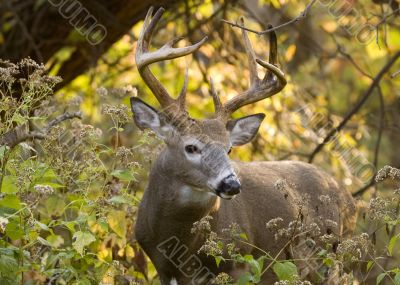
[130,7,287,199]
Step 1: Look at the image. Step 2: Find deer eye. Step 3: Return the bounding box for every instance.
[185,145,200,154]
[228,147,232,155]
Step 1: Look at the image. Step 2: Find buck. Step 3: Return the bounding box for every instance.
[131,7,357,285]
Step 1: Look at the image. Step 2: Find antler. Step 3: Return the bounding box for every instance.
[136,7,207,116]
[214,18,287,118]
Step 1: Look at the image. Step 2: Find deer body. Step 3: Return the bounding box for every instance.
[130,7,357,285]
[135,152,356,284]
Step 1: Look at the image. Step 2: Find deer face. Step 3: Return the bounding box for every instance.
[131,97,265,199]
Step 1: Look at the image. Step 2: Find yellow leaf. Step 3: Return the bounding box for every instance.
[285,44,296,62]
[125,244,134,259]
[107,210,127,238]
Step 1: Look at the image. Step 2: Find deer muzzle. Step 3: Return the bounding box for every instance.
[216,174,241,199]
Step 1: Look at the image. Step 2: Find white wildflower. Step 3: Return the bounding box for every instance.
[34,184,55,195]
[0,217,9,232]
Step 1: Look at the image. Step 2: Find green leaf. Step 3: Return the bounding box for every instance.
[36,221,50,231]
[0,276,18,285]
[62,221,77,233]
[0,194,22,210]
[110,169,136,182]
[37,236,52,247]
[257,256,266,274]
[11,113,27,124]
[317,249,327,257]
[0,255,18,273]
[241,254,262,278]
[215,256,224,267]
[97,217,109,232]
[243,254,254,263]
[32,166,62,188]
[78,278,92,285]
[272,261,298,281]
[47,234,64,248]
[107,195,136,205]
[240,232,248,241]
[388,234,400,256]
[367,260,375,271]
[5,220,24,240]
[45,195,65,216]
[376,272,386,285]
[323,258,334,266]
[0,248,16,256]
[395,273,400,285]
[0,145,9,160]
[1,176,18,194]
[237,272,254,285]
[73,231,96,255]
[107,210,127,238]
[38,167,58,180]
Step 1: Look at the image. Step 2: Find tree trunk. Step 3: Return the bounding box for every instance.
[0,0,181,90]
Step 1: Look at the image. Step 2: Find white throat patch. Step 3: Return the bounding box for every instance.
[178,185,213,204]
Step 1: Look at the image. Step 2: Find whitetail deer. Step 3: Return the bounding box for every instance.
[131,7,357,285]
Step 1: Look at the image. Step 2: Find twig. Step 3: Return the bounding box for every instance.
[221,0,317,35]
[308,51,400,163]
[6,1,43,63]
[391,70,400,78]
[44,111,82,132]
[0,111,82,149]
[374,6,399,47]
[352,86,385,197]
[375,7,400,28]
[327,32,373,80]
[353,179,376,198]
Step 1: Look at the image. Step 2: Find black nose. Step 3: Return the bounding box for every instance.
[217,175,241,196]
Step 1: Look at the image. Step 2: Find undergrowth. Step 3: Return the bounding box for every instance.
[0,59,399,285]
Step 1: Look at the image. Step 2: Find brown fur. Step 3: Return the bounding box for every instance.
[132,8,357,285]
[134,118,357,285]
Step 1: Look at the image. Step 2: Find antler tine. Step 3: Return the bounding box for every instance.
[240,18,260,86]
[256,26,286,85]
[263,24,277,82]
[177,66,189,110]
[209,77,223,115]
[221,20,287,116]
[135,7,208,113]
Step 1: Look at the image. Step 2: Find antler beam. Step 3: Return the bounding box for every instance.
[136,7,207,114]
[136,8,286,120]
[218,19,287,117]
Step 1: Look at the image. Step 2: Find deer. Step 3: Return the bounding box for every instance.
[130,7,357,285]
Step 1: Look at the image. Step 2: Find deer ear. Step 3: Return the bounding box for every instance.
[130,97,174,139]
[227,113,265,146]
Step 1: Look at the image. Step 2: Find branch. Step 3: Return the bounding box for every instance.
[308,51,400,163]
[6,1,43,63]
[221,0,317,35]
[375,7,400,28]
[0,127,46,149]
[352,86,385,197]
[327,32,373,80]
[0,111,82,149]
[391,70,400,78]
[44,112,83,132]
[352,179,376,197]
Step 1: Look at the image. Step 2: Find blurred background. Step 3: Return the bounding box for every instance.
[0,0,399,284]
